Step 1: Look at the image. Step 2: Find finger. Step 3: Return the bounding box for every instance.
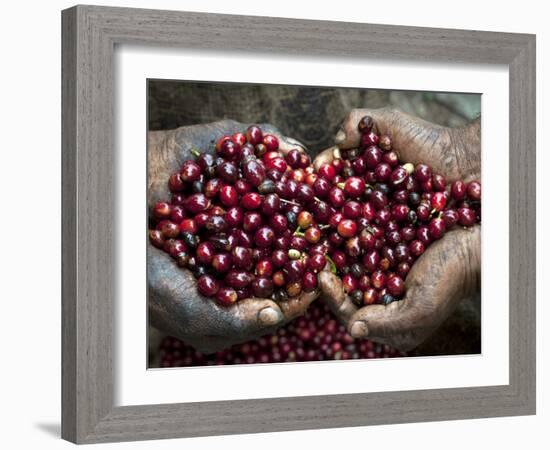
[313,147,339,171]
[276,289,320,322]
[148,246,282,325]
[318,270,358,325]
[348,226,481,344]
[148,246,316,342]
[335,109,371,148]
[186,297,286,354]
[347,301,409,341]
[189,291,320,352]
[234,287,320,335]
[193,291,320,348]
[148,246,214,338]
[175,119,246,160]
[149,120,241,209]
[334,107,401,149]
[277,135,308,155]
[333,108,469,182]
[233,297,285,333]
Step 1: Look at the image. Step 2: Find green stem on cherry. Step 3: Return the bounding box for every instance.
[280,198,301,207]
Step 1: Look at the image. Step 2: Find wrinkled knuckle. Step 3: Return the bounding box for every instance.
[387,107,407,127]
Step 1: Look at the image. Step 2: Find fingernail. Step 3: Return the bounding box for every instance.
[350,321,368,338]
[335,129,346,144]
[258,307,282,326]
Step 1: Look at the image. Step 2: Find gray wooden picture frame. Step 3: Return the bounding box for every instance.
[62,4,536,444]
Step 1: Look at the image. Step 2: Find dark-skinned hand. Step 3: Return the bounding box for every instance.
[314,107,481,352]
[148,120,319,354]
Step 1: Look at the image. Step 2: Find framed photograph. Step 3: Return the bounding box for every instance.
[62,5,536,444]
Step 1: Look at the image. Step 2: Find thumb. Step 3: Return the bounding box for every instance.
[318,269,358,325]
[333,107,472,182]
[347,301,417,342]
[234,297,285,330]
[347,302,428,352]
[278,135,308,155]
[237,287,319,331]
[233,285,320,337]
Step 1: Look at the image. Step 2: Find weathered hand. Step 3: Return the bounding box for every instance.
[315,107,481,351]
[148,120,318,354]
[315,107,480,183]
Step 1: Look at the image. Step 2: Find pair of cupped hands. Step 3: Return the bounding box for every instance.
[148,108,481,354]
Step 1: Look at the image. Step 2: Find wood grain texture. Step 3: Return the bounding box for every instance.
[61,7,77,443]
[508,35,536,412]
[62,5,115,443]
[61,4,536,444]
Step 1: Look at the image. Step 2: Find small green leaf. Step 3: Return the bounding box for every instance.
[325,255,338,274]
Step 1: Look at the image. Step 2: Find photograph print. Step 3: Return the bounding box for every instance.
[147,80,482,368]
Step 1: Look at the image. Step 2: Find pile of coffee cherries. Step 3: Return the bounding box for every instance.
[149,125,321,305]
[149,117,481,309]
[158,300,407,367]
[316,116,481,306]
